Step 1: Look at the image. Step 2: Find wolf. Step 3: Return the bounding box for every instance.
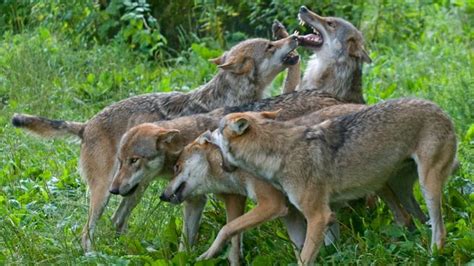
[160,129,306,262]
[107,102,360,263]
[159,104,369,261]
[111,115,301,265]
[296,6,371,103]
[213,99,457,264]
[111,10,424,257]
[11,35,299,252]
[292,6,428,229]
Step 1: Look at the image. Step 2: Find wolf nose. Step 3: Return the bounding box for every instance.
[159,193,170,202]
[300,6,309,13]
[109,188,120,195]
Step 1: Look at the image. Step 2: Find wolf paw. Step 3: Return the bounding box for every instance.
[197,249,215,261]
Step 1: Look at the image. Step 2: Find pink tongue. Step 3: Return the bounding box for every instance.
[297,33,322,46]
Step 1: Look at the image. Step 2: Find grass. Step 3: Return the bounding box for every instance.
[0,3,473,265]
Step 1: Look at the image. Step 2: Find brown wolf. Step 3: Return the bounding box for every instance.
[11,35,299,252]
[213,99,457,264]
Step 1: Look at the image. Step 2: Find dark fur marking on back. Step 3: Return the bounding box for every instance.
[223,90,342,114]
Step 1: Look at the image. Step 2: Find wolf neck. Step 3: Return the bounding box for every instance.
[189,70,266,110]
[300,54,364,104]
[232,123,302,181]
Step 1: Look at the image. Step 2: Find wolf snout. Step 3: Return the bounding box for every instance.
[300,6,309,13]
[159,192,170,202]
[109,187,120,195]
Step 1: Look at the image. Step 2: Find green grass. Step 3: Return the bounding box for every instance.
[0,3,473,265]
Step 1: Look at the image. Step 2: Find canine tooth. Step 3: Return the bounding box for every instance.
[293,30,299,36]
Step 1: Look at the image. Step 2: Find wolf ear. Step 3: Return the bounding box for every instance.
[157,129,180,144]
[348,37,372,64]
[260,109,281,120]
[209,52,227,65]
[359,48,372,64]
[196,130,212,145]
[218,56,255,75]
[229,117,250,135]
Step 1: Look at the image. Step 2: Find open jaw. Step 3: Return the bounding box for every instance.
[282,42,300,65]
[170,181,186,204]
[122,183,139,196]
[283,50,300,65]
[297,16,324,48]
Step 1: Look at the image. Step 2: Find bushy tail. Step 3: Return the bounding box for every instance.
[12,113,85,139]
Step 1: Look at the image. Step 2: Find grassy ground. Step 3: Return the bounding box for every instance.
[0,3,473,265]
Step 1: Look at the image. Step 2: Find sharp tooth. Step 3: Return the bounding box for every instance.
[293,30,299,36]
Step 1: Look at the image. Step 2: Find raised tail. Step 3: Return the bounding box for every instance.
[12,113,85,139]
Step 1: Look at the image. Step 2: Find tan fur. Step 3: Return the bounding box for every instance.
[12,113,84,138]
[11,36,299,253]
[158,105,370,261]
[284,6,427,230]
[108,113,222,251]
[297,6,371,103]
[161,131,305,262]
[214,99,457,264]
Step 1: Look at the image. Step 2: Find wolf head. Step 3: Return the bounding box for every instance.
[210,36,299,85]
[297,6,371,64]
[160,131,221,204]
[109,123,180,196]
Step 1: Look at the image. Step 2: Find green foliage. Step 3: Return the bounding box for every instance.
[0,0,473,265]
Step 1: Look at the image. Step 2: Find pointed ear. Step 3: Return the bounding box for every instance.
[156,129,180,144]
[360,48,372,64]
[218,56,254,75]
[229,117,250,135]
[196,130,212,145]
[209,52,227,65]
[348,37,372,64]
[260,109,281,120]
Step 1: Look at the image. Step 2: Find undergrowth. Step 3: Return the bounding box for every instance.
[0,1,472,265]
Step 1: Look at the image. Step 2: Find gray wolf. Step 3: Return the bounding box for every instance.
[297,6,371,103]
[108,114,220,255]
[10,35,299,252]
[107,104,362,264]
[109,103,352,263]
[159,105,369,262]
[160,129,306,262]
[112,11,421,259]
[294,6,427,230]
[213,99,456,264]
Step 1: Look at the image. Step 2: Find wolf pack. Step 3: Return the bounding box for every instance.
[12,6,457,265]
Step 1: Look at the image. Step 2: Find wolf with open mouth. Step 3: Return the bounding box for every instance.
[297,6,372,103]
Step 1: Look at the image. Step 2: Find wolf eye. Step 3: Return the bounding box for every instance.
[327,20,336,28]
[129,158,139,165]
[174,164,181,174]
[266,43,275,52]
